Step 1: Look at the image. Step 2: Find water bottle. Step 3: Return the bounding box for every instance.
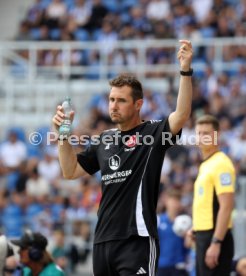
[59,97,73,137]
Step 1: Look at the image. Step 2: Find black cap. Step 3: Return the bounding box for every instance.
[11,231,48,251]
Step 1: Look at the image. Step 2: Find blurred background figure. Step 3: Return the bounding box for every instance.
[0,129,27,192]
[10,231,65,275]
[157,188,190,276]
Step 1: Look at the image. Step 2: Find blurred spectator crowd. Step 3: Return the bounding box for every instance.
[0,0,246,273]
[17,0,246,42]
[14,0,246,79]
[0,78,245,271]
[0,125,100,273]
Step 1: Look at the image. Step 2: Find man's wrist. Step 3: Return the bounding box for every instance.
[180,66,190,71]
[211,236,223,245]
[180,68,193,76]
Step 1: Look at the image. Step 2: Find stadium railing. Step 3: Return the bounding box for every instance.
[0,37,245,130]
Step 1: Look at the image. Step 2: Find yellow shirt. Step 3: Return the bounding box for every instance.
[193,151,235,231]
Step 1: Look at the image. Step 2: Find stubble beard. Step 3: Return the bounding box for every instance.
[110,113,123,124]
[110,117,123,124]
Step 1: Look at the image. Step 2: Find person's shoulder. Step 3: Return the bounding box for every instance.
[144,118,169,129]
[23,267,32,276]
[214,151,234,166]
[101,128,118,135]
[210,151,235,172]
[147,119,165,125]
[51,263,65,275]
[53,264,65,275]
[41,263,65,275]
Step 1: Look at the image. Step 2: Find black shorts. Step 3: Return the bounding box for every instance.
[93,236,160,276]
[195,230,234,276]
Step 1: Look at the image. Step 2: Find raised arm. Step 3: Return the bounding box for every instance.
[52,105,87,179]
[168,40,193,135]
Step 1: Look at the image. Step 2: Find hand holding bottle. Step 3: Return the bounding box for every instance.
[52,97,74,138]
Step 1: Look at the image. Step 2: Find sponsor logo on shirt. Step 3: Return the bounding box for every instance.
[109,155,120,170]
[125,135,137,147]
[198,186,204,195]
[220,173,232,186]
[102,170,132,185]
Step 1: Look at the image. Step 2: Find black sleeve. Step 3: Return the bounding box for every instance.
[163,116,182,147]
[153,116,182,149]
[77,143,100,175]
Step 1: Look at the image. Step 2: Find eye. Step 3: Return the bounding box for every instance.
[119,98,126,102]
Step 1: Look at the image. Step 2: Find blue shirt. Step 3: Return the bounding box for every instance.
[23,263,64,275]
[158,213,189,268]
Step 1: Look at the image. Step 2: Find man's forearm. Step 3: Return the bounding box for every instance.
[213,207,232,240]
[168,40,193,134]
[168,75,192,134]
[58,140,78,179]
[175,75,192,122]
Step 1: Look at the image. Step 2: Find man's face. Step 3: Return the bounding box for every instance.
[108,86,142,125]
[19,248,30,265]
[195,123,218,149]
[8,133,17,144]
[166,197,181,215]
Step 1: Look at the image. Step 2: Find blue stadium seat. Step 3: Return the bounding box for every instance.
[6,172,20,192]
[121,12,131,24]
[30,28,41,40]
[200,27,216,38]
[50,28,61,40]
[7,127,26,142]
[102,0,120,12]
[2,204,24,237]
[35,126,50,144]
[92,29,102,40]
[26,143,42,158]
[25,203,44,230]
[64,0,75,10]
[120,0,138,10]
[51,204,64,223]
[40,0,52,9]
[74,29,90,41]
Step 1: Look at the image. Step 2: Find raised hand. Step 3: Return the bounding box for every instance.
[177,40,193,72]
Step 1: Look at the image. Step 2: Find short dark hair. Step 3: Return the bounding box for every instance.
[166,188,182,200]
[109,74,143,102]
[195,114,220,131]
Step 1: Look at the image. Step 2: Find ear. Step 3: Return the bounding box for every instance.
[135,99,143,111]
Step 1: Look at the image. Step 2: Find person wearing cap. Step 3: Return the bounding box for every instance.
[0,235,15,275]
[11,231,64,276]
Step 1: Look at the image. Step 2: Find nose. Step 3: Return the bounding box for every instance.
[110,100,118,111]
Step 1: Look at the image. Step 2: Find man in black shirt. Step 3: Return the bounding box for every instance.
[53,40,193,276]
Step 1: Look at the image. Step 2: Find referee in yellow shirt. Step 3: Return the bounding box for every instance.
[192,115,235,276]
